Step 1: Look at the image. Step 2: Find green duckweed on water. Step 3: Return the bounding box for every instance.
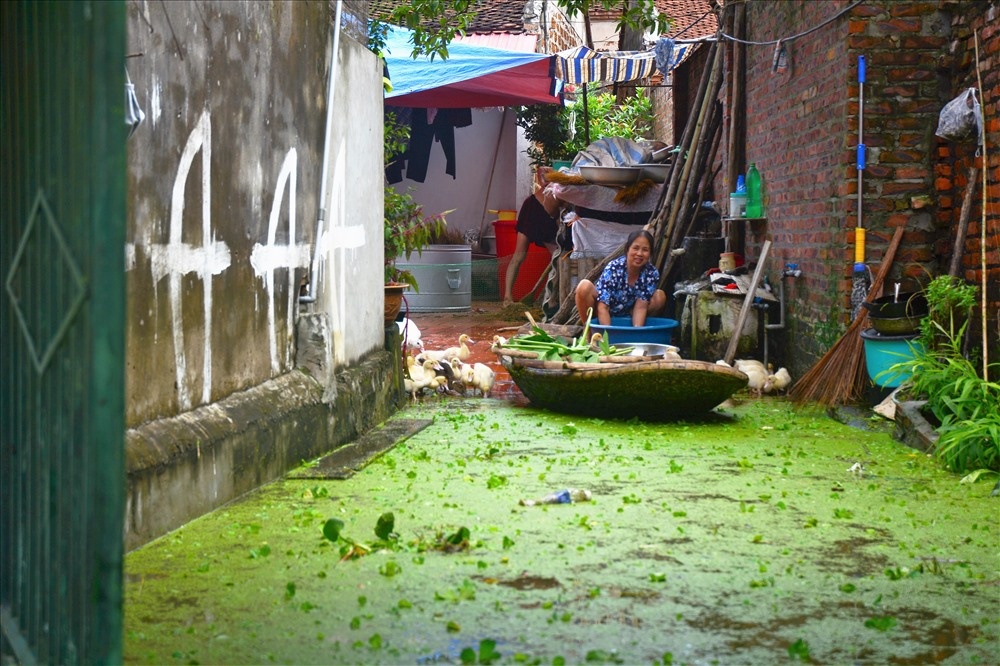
[124,397,999,665]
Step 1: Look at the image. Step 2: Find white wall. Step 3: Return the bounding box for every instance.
[318,33,385,366]
[389,109,523,244]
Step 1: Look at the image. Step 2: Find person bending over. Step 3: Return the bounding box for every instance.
[574,228,667,326]
[503,169,561,306]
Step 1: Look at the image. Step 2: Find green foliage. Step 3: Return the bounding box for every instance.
[515,104,575,166]
[918,275,978,348]
[516,90,656,167]
[370,1,669,60]
[886,278,999,474]
[564,91,655,158]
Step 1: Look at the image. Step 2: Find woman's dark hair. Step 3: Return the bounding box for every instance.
[625,229,655,252]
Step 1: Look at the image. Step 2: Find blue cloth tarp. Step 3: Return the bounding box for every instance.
[383,27,561,108]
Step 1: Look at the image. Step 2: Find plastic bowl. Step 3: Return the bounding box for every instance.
[591,317,679,345]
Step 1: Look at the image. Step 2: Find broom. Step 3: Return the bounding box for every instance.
[789,223,906,406]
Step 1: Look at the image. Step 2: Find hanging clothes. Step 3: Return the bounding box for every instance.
[391,108,473,183]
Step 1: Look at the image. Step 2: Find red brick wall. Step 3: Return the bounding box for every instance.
[935,2,999,367]
[727,0,998,374]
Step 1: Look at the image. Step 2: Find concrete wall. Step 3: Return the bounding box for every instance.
[124,1,394,549]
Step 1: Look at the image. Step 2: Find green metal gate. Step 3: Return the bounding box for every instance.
[1,1,126,663]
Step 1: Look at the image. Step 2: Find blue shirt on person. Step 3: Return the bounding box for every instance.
[595,255,660,317]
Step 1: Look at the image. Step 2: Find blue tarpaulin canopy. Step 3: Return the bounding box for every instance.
[384,27,561,108]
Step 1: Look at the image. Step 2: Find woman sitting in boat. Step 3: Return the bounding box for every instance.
[574,228,667,327]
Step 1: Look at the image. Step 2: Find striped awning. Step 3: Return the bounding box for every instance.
[553,45,658,85]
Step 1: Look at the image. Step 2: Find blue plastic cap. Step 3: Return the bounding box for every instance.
[853,262,866,273]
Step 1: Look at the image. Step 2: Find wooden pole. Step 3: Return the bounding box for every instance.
[724,240,771,365]
[947,164,979,278]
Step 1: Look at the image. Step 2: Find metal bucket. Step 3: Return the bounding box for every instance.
[395,245,472,312]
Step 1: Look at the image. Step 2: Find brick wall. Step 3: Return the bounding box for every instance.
[724,0,998,375]
[935,1,999,366]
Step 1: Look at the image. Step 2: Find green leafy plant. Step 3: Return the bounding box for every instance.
[919,275,977,348]
[885,277,999,475]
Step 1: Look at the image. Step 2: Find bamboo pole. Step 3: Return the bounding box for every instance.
[659,103,724,288]
[656,43,725,269]
[726,2,746,251]
[649,40,719,242]
[973,29,988,381]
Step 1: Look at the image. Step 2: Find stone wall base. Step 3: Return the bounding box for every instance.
[124,342,402,551]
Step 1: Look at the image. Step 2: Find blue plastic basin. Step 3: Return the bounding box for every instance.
[860,328,923,388]
[590,317,679,346]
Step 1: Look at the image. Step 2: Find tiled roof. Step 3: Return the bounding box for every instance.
[656,0,718,39]
[580,0,717,40]
[369,0,528,35]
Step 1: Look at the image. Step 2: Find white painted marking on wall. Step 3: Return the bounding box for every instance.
[125,242,136,271]
[147,111,230,411]
[150,78,161,125]
[249,148,312,374]
[328,225,366,249]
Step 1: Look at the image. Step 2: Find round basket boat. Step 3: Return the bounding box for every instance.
[497,354,747,421]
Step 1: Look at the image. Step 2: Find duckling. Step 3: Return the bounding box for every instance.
[767,367,792,392]
[418,333,474,364]
[588,332,605,352]
[742,365,768,397]
[441,333,474,362]
[469,362,495,397]
[492,334,508,348]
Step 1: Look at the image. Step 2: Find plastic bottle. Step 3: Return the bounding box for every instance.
[736,174,746,193]
[745,163,762,218]
[520,488,592,506]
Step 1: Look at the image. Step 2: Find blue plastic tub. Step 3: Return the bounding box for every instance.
[860,328,923,388]
[590,317,679,346]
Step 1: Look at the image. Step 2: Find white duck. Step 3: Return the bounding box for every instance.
[396,317,423,352]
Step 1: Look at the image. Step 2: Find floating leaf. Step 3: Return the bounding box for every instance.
[323,518,344,543]
[446,620,461,633]
[787,639,810,661]
[865,615,897,632]
[379,561,401,577]
[285,582,296,600]
[375,512,396,541]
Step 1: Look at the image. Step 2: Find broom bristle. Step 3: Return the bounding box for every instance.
[790,224,907,406]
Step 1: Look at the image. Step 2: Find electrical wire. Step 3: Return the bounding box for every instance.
[717,0,866,47]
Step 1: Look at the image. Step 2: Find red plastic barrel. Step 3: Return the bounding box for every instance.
[493,219,552,301]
